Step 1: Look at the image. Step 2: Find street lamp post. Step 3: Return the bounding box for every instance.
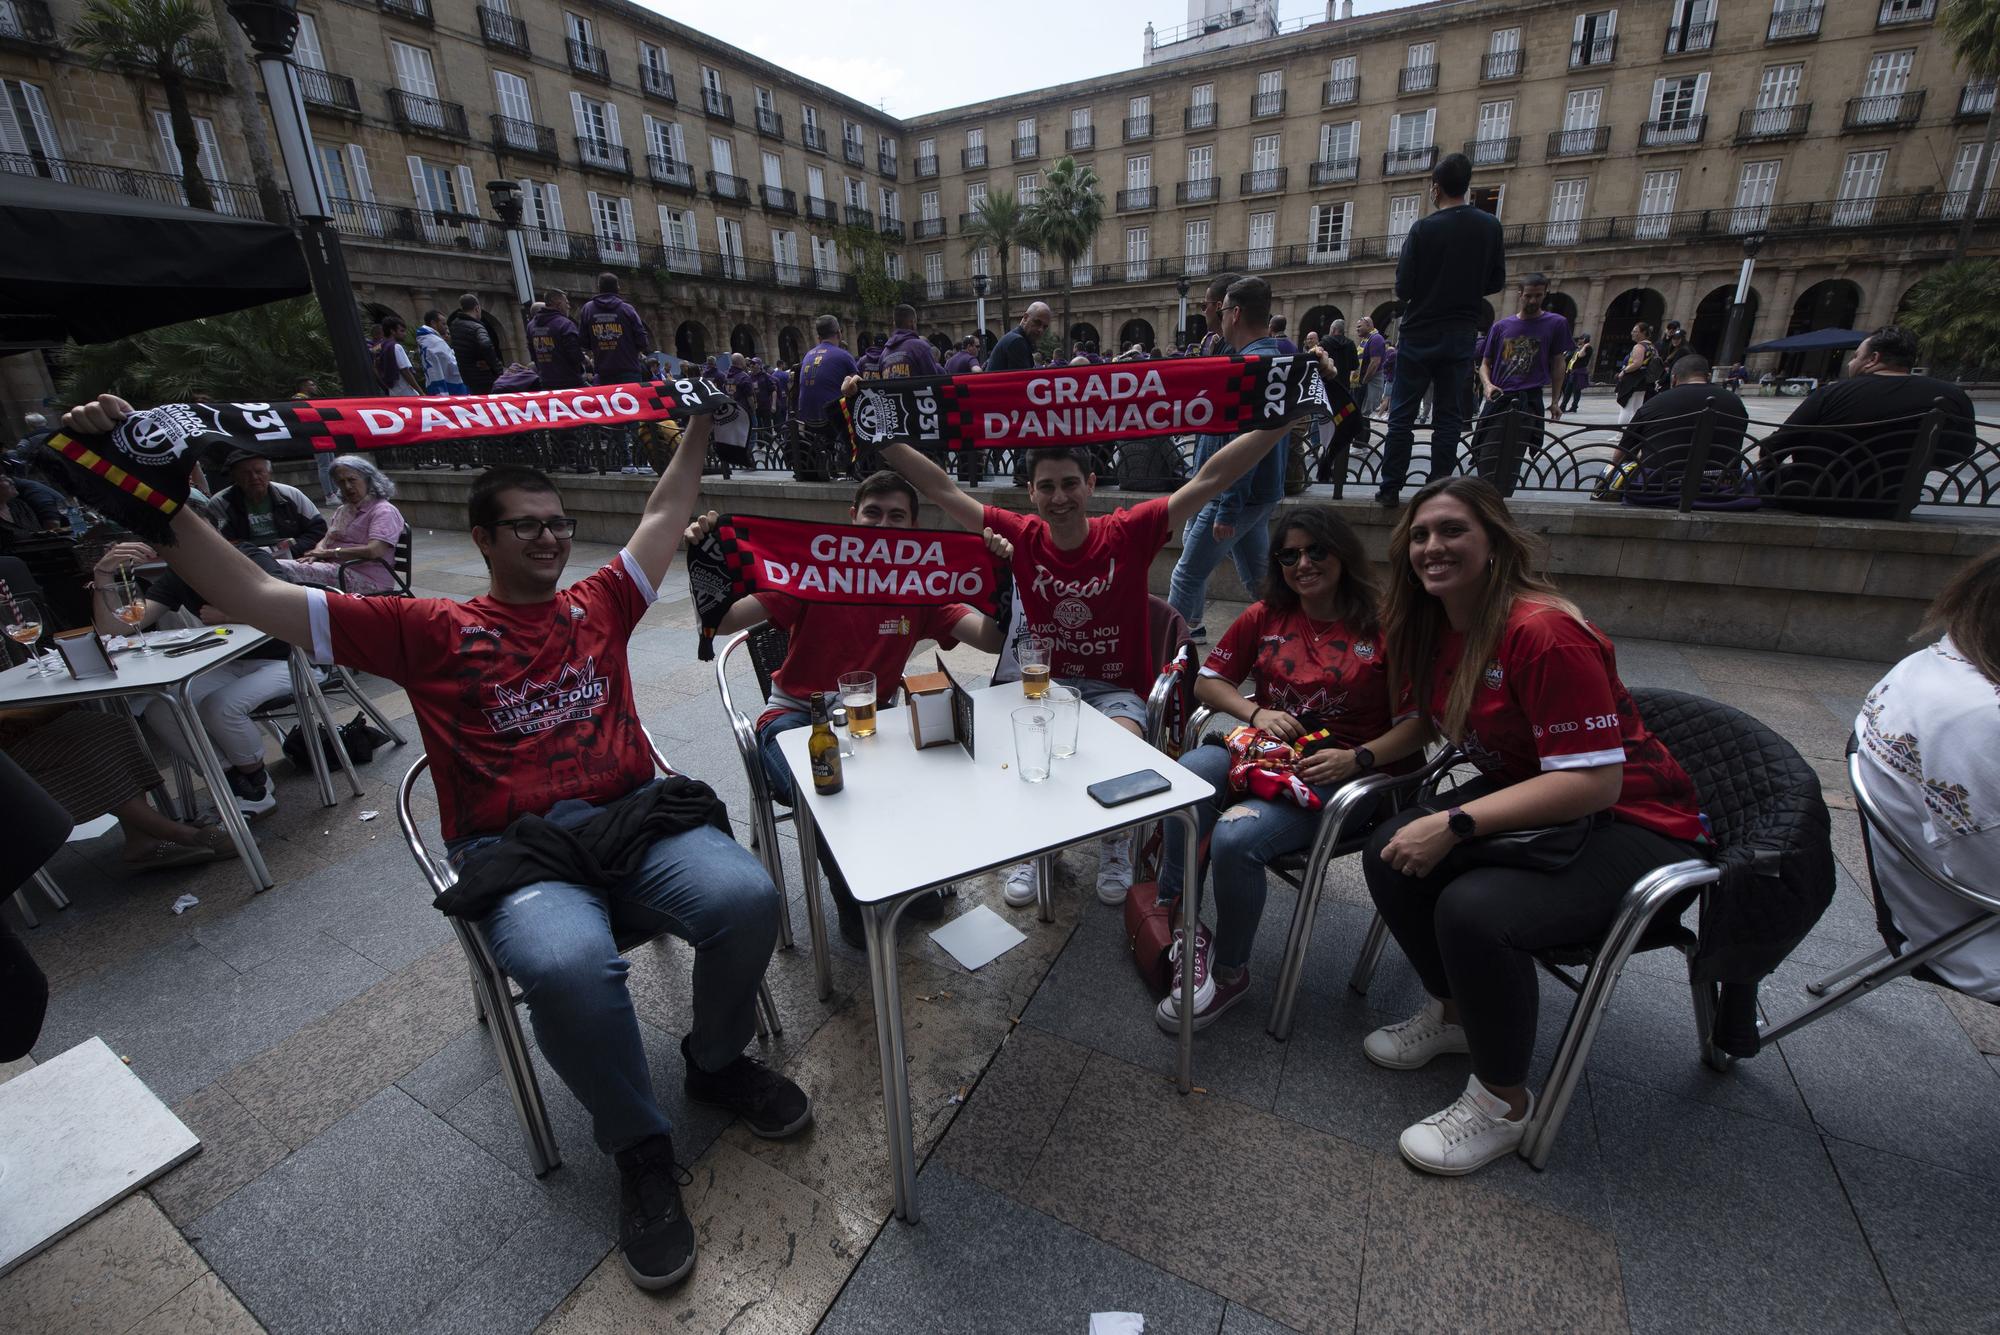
[224,0,375,398]
[1717,231,1765,372]
[972,271,989,350]
[485,180,536,349]
[1175,274,1192,348]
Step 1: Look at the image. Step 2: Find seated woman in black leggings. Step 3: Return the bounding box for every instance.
[1360,476,1707,1176]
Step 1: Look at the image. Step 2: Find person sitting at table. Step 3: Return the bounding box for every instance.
[1355,475,1708,1176]
[275,455,405,593]
[210,449,326,558]
[90,538,297,819]
[1151,505,1425,1031]
[685,470,1012,949]
[63,392,807,1295]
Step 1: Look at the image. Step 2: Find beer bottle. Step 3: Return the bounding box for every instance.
[808,691,844,794]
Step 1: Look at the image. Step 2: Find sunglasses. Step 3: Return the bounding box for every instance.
[1275,543,1331,568]
[493,516,578,540]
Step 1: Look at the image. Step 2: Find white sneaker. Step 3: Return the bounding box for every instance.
[1399,1076,1533,1176]
[1362,998,1470,1070]
[1096,834,1132,906]
[1002,862,1040,909]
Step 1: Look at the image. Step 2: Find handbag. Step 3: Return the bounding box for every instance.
[1442,811,1610,874]
[1122,882,1212,998]
[282,714,394,772]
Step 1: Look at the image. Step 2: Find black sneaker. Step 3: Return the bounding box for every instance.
[614,1135,696,1290]
[228,767,277,817]
[1373,490,1400,508]
[681,1036,813,1139]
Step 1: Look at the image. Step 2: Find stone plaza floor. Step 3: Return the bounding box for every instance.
[5,520,1998,1335]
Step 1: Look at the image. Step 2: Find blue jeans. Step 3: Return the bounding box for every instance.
[468,789,782,1153]
[1377,329,1479,498]
[1167,497,1277,628]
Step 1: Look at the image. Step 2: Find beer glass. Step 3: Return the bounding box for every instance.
[1011,706,1053,782]
[1044,684,1080,759]
[1018,636,1052,699]
[838,671,877,737]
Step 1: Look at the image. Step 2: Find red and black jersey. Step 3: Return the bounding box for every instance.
[1202,602,1393,749]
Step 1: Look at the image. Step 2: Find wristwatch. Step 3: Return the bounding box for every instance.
[1351,745,1376,774]
[1446,806,1477,839]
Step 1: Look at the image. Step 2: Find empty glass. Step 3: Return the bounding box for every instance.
[1045,684,1080,759]
[1011,705,1053,782]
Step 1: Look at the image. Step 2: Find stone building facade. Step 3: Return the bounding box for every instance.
[0,0,1993,385]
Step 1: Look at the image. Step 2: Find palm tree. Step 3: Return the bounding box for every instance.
[57,298,339,403]
[1896,259,2000,378]
[1944,0,2000,259]
[961,188,1024,331]
[1022,156,1107,354]
[72,0,222,212]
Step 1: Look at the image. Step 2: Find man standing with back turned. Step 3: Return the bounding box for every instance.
[1375,152,1505,506]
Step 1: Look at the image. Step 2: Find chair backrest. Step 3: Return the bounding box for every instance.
[1627,686,1823,857]
[745,621,790,702]
[388,527,415,595]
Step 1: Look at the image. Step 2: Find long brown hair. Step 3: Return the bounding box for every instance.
[1922,544,2000,683]
[1261,505,1380,636]
[1383,476,1581,742]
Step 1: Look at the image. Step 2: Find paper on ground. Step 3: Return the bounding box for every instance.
[1090,1315,1144,1334]
[928,904,1027,971]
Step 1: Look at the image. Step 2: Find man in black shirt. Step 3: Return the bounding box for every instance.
[1376,153,1506,505]
[1315,319,1363,483]
[1607,354,1753,507]
[1764,326,1978,519]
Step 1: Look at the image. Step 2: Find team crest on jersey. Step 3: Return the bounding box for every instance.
[1054,597,1091,630]
[485,658,609,735]
[1354,640,1377,661]
[877,615,912,636]
[1482,659,1504,690]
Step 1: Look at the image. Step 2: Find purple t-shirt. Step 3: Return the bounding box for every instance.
[576,295,652,380]
[879,329,941,378]
[797,340,858,420]
[1360,332,1387,380]
[1482,311,1575,394]
[943,350,979,376]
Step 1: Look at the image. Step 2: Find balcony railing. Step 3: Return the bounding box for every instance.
[1383,145,1438,176]
[1124,115,1153,140]
[378,0,431,24]
[957,211,978,232]
[1309,156,1358,185]
[298,67,360,114]
[842,138,866,165]
[1398,64,1437,95]
[805,196,834,221]
[477,6,527,54]
[880,217,903,240]
[577,137,630,175]
[702,89,733,121]
[1240,167,1286,195]
[568,38,608,81]
[1117,186,1157,211]
[1767,3,1824,42]
[914,155,939,177]
[0,152,275,220]
[1547,125,1612,158]
[913,217,945,239]
[843,202,871,227]
[1251,89,1285,119]
[1639,115,1707,149]
[491,114,556,161]
[1465,135,1518,166]
[0,0,57,46]
[1067,126,1094,150]
[1013,135,1038,160]
[761,183,796,213]
[1877,0,1936,28]
[707,171,747,202]
[387,89,468,139]
[802,124,826,153]
[1737,103,1811,140]
[1184,103,1217,131]
[641,64,674,102]
[648,155,694,191]
[756,107,783,139]
[1957,81,1995,121]
[961,144,986,169]
[1322,76,1358,106]
[1177,177,1219,203]
[1844,91,1925,131]
[1570,35,1615,67]
[878,151,898,178]
[1481,49,1520,82]
[1664,21,1715,55]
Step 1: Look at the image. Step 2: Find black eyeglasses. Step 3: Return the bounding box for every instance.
[1220,305,1242,316]
[1276,543,1331,567]
[493,516,577,540]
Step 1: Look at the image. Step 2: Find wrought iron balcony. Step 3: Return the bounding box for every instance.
[576,137,630,175]
[1309,157,1358,185]
[1322,76,1357,106]
[880,217,903,240]
[1957,81,1995,121]
[761,183,796,213]
[1240,167,1286,195]
[843,202,871,227]
[914,155,938,177]
[1176,177,1219,203]
[1843,91,1925,131]
[1547,125,1611,158]
[648,155,695,191]
[1012,135,1038,160]
[702,89,733,121]
[1767,3,1823,42]
[1184,103,1217,131]
[805,196,834,221]
[378,0,431,24]
[640,64,674,102]
[1481,49,1520,81]
[490,114,556,161]
[1570,35,1615,67]
[961,144,986,169]
[1067,126,1094,150]
[878,151,897,178]
[802,124,826,153]
[1399,64,1437,95]
[387,89,467,139]
[1124,115,1153,140]
[756,107,783,139]
[1465,135,1518,166]
[1737,103,1812,140]
[1383,145,1439,176]
[912,217,945,239]
[707,171,747,202]
[298,67,360,114]
[477,6,527,54]
[1251,89,1285,119]
[1877,0,1935,28]
[1639,115,1706,149]
[0,0,57,47]
[567,38,608,81]
[1116,186,1157,211]
[843,138,865,165]
[1665,21,1715,55]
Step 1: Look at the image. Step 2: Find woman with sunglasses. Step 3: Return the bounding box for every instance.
[1362,476,1705,1175]
[1152,506,1426,1032]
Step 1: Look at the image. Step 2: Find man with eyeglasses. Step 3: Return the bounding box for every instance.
[58,394,807,1295]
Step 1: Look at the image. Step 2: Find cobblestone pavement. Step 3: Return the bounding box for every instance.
[6,523,1996,1335]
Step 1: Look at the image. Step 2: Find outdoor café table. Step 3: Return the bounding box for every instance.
[0,626,359,892]
[777,680,1214,1222]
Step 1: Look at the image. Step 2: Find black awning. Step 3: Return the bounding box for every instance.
[0,170,312,347]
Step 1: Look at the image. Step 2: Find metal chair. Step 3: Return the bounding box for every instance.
[1348,687,1826,1171]
[336,525,416,598]
[713,621,799,950]
[394,743,782,1177]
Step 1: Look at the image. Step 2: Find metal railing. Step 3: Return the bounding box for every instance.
[878,150,898,178]
[1124,115,1154,140]
[912,217,945,238]
[1310,157,1358,185]
[1844,91,1925,131]
[1466,135,1518,166]
[1251,89,1285,119]
[1398,64,1437,95]
[1548,125,1612,158]
[1877,0,1936,27]
[802,124,826,153]
[1,152,272,218]
[806,196,834,221]
[842,138,865,165]
[1768,2,1824,41]
[843,202,871,227]
[577,137,630,175]
[915,155,939,177]
[378,0,431,23]
[1957,81,1995,121]
[1640,115,1707,149]
[1322,76,1358,106]
[707,171,747,201]
[1570,35,1615,67]
[1013,135,1039,160]
[703,89,733,121]
[1737,103,1812,140]
[760,183,796,212]
[491,114,556,160]
[1240,167,1286,195]
[0,0,56,44]
[641,64,674,102]
[477,5,527,54]
[1383,145,1438,176]
[1481,49,1520,81]
[880,217,903,240]
[648,155,694,190]
[1117,186,1157,211]
[756,107,783,138]
[388,89,468,139]
[1067,126,1094,150]
[1184,103,1217,130]
[1665,21,1715,55]
[298,67,360,114]
[568,38,608,81]
[1177,177,1219,203]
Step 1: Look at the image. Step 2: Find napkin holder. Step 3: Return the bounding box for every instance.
[904,670,956,749]
[53,627,116,679]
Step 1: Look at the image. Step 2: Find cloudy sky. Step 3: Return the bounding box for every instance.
[637,1,1427,118]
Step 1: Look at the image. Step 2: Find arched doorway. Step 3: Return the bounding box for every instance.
[1691,283,1760,363]
[1300,304,1344,339]
[1068,321,1100,353]
[1370,300,1405,338]
[1785,279,1862,381]
[675,321,708,363]
[1596,287,1666,379]
[361,301,404,331]
[778,325,803,363]
[729,323,758,357]
[929,332,952,358]
[1118,318,1155,351]
[1545,292,1578,329]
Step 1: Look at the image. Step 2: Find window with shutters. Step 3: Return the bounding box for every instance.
[1309,201,1351,262]
[771,228,800,284]
[1833,150,1887,226]
[1572,10,1617,67]
[1387,192,1421,254]
[1472,100,1512,163]
[1855,50,1915,125]
[1124,225,1149,280]
[294,13,325,69]
[1643,72,1709,146]
[844,175,865,207]
[1545,177,1587,245]
[1127,154,1151,188]
[153,109,232,211]
[390,41,436,96]
[1184,218,1210,276]
[1945,141,2000,219]
[1017,172,1039,203]
[1017,245,1040,291]
[1072,238,1093,287]
[659,205,697,270]
[715,214,744,277]
[1635,170,1679,239]
[881,187,899,221]
[523,180,567,256]
[1731,159,1780,231]
[1319,120,1357,166]
[1246,211,1275,269]
[925,251,944,298]
[885,252,903,280]
[0,79,63,179]
[920,189,939,220]
[812,235,841,289]
[574,93,622,170]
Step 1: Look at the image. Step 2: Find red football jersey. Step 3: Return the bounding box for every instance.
[1202,602,1393,748]
[755,594,974,728]
[983,498,1170,695]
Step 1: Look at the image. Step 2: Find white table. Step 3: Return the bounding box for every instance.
[0,627,360,892]
[777,682,1214,1222]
